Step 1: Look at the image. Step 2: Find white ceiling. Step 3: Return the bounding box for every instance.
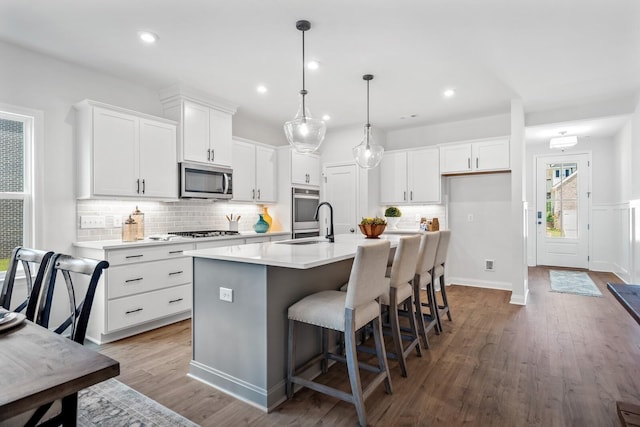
[1,0,638,133]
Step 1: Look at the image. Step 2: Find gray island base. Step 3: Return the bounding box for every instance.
[185,234,402,411]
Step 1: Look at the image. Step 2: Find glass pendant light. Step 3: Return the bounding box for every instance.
[353,74,384,169]
[284,20,326,153]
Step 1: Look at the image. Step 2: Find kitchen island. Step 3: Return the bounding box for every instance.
[184,233,402,411]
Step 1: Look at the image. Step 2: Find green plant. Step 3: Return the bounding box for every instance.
[360,217,387,225]
[384,206,401,217]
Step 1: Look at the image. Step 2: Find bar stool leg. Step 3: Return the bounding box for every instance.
[406,296,422,357]
[413,282,430,348]
[388,292,408,377]
[286,319,296,399]
[440,274,452,321]
[428,281,443,334]
[345,312,367,427]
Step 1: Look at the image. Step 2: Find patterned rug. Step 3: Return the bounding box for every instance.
[78,379,199,427]
[549,270,602,297]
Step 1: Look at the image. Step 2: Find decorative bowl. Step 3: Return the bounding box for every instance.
[358,224,386,239]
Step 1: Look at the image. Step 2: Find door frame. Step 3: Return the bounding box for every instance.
[533,151,592,268]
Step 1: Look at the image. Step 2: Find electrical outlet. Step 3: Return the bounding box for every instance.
[80,215,106,229]
[467,214,474,222]
[113,216,122,227]
[485,259,495,271]
[219,287,233,302]
[415,214,421,222]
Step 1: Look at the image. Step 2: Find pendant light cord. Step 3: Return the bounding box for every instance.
[366,78,370,127]
[301,29,307,119]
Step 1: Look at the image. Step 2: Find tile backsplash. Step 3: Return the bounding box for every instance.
[76,200,266,241]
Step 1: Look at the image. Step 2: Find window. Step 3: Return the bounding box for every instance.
[0,108,35,272]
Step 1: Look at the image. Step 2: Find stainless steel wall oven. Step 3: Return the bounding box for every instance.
[291,187,320,239]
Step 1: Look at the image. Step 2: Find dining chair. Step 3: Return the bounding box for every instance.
[287,240,392,427]
[23,253,109,426]
[412,231,441,348]
[0,246,54,320]
[432,229,452,332]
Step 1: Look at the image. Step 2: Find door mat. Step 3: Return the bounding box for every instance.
[79,378,199,427]
[549,270,602,297]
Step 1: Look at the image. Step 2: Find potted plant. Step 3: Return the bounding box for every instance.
[358,217,387,239]
[384,206,402,230]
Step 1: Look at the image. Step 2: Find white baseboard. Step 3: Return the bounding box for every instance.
[447,276,512,291]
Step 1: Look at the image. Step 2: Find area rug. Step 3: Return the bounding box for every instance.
[78,378,199,427]
[549,270,602,297]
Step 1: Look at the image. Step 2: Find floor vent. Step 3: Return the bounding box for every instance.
[485,259,495,271]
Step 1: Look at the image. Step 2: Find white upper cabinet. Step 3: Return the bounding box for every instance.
[232,138,277,203]
[440,137,510,174]
[291,151,321,187]
[160,86,237,168]
[75,100,178,200]
[380,147,440,204]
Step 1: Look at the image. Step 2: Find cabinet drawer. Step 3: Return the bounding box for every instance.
[107,257,192,299]
[107,243,193,265]
[107,284,192,332]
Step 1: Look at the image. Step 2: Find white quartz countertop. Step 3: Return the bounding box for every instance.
[73,231,291,250]
[184,233,402,269]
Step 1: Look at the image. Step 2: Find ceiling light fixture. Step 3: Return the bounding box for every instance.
[257,85,267,94]
[307,60,319,70]
[138,31,158,43]
[283,20,326,153]
[353,74,384,169]
[443,89,455,98]
[322,114,331,121]
[549,131,578,150]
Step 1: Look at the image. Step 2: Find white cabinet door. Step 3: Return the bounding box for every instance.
[139,119,178,198]
[440,144,472,174]
[380,151,408,204]
[291,151,320,186]
[255,145,277,202]
[408,147,440,203]
[209,108,232,166]
[182,101,210,164]
[473,138,510,171]
[93,108,139,197]
[231,140,256,202]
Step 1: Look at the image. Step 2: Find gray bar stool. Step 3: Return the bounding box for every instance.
[432,230,452,332]
[380,234,422,377]
[413,231,441,348]
[286,240,393,427]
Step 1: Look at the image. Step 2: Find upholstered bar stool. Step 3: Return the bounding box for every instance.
[0,246,54,320]
[380,234,422,377]
[287,240,393,427]
[412,231,441,348]
[432,230,452,332]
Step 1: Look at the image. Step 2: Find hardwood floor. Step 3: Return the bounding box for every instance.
[97,267,640,426]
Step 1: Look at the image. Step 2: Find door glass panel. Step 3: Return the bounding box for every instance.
[545,162,578,238]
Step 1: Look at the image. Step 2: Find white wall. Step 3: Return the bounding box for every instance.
[233,112,284,147]
[0,41,165,254]
[386,113,510,149]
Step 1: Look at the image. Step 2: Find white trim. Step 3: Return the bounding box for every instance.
[447,277,512,291]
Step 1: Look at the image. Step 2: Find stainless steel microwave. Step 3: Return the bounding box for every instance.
[179,162,233,199]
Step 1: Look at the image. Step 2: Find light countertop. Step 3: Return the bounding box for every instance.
[73,231,291,250]
[184,233,402,269]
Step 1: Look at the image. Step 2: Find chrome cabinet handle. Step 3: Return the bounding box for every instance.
[125,277,143,283]
[169,298,184,304]
[125,308,143,314]
[168,271,184,276]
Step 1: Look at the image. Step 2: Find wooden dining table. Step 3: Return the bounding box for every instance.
[607,283,640,427]
[0,314,120,425]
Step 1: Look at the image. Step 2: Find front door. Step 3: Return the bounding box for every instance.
[323,163,358,235]
[536,153,591,268]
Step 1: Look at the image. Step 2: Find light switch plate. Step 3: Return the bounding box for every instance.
[219,287,233,302]
[80,215,106,229]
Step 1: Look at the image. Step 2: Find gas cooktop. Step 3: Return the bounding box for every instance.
[169,230,240,238]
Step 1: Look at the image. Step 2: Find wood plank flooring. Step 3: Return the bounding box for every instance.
[97,267,640,426]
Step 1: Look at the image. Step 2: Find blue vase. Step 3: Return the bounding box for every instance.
[253,214,269,233]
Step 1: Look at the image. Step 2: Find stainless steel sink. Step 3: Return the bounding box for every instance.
[276,240,324,245]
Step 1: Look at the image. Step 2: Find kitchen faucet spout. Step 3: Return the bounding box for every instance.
[314,202,334,243]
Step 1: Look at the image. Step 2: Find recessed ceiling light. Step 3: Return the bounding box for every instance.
[138,31,159,43]
[257,85,267,94]
[322,114,330,121]
[443,89,455,98]
[307,61,319,70]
